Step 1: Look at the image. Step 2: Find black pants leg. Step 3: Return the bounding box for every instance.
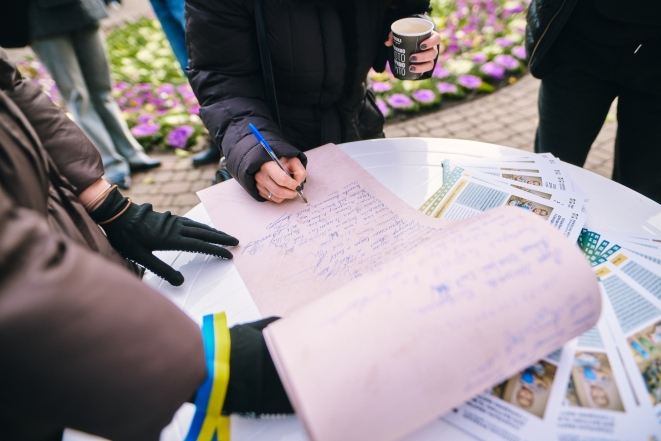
[614,86,661,202]
[534,67,617,166]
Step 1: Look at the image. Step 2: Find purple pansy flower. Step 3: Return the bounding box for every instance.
[167,125,195,149]
[131,123,160,137]
[387,94,414,109]
[182,91,197,101]
[412,89,436,104]
[504,5,525,13]
[188,105,201,115]
[114,82,129,90]
[494,54,519,70]
[511,46,527,60]
[156,84,175,95]
[376,98,390,117]
[372,81,392,93]
[137,114,153,124]
[457,75,482,89]
[472,53,487,63]
[432,65,450,79]
[437,82,458,94]
[177,84,192,94]
[480,62,505,79]
[495,37,514,47]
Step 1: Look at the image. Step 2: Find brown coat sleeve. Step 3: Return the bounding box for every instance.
[0,49,104,194]
[0,186,207,440]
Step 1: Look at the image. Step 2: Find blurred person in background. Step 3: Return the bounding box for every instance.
[149,0,188,74]
[526,0,661,203]
[0,0,162,189]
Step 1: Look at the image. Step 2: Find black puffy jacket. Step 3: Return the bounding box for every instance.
[525,0,578,78]
[186,0,431,200]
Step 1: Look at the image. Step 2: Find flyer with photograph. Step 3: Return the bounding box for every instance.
[593,247,661,429]
[443,319,648,440]
[420,167,586,242]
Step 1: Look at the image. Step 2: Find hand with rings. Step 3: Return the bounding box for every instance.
[255,157,307,203]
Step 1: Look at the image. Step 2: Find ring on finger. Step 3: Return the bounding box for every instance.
[268,191,272,200]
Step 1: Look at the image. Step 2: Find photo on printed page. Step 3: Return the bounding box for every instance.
[627,320,661,405]
[506,196,553,220]
[511,184,553,200]
[564,351,625,412]
[501,167,541,174]
[502,174,543,186]
[491,361,558,418]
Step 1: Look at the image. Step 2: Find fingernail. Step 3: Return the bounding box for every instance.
[421,43,427,50]
[409,66,416,72]
[410,55,417,62]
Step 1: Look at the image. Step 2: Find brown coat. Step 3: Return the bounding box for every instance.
[0,49,206,440]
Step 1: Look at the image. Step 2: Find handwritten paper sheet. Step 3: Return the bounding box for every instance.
[263,207,601,441]
[198,144,443,316]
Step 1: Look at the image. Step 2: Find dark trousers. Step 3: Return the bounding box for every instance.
[535,30,661,203]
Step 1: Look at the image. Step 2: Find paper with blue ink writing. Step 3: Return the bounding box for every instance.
[198,144,444,316]
[263,206,600,441]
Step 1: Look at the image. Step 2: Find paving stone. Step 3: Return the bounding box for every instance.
[127,183,153,195]
[383,128,407,138]
[429,127,453,138]
[153,171,174,183]
[186,169,203,181]
[443,119,474,133]
[190,180,212,193]
[172,193,201,207]
[160,181,192,194]
[171,170,188,181]
[481,130,514,145]
[173,159,191,170]
[475,120,502,133]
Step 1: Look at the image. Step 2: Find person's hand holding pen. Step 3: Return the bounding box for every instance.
[256,158,307,203]
[251,124,308,203]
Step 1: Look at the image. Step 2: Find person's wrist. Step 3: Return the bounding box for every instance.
[79,178,113,212]
[89,188,132,225]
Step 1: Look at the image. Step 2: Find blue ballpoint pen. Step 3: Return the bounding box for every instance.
[249,123,308,203]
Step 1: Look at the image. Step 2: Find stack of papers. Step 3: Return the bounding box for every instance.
[419,153,587,243]
[442,227,661,440]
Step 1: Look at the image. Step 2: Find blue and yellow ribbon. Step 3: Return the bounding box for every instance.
[185,312,231,441]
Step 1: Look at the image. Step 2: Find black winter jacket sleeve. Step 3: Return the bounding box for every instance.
[186,0,307,201]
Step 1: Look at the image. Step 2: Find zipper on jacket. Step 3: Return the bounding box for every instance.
[528,0,568,70]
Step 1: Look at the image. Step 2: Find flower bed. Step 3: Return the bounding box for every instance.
[17,0,528,152]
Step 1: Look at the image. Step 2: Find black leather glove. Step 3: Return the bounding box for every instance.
[223,317,294,416]
[90,188,239,286]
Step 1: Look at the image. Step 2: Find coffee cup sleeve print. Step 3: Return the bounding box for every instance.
[384,13,440,79]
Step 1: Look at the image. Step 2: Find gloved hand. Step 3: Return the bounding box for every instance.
[90,188,238,286]
[224,317,294,416]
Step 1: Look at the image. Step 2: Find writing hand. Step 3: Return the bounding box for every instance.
[255,157,307,203]
[384,30,443,74]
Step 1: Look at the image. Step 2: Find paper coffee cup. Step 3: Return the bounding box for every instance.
[389,17,434,80]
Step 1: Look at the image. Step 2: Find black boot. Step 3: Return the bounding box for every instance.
[192,143,221,167]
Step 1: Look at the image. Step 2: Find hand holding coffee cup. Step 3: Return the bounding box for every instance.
[385,17,442,80]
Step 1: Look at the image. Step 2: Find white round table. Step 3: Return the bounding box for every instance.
[63,138,661,441]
